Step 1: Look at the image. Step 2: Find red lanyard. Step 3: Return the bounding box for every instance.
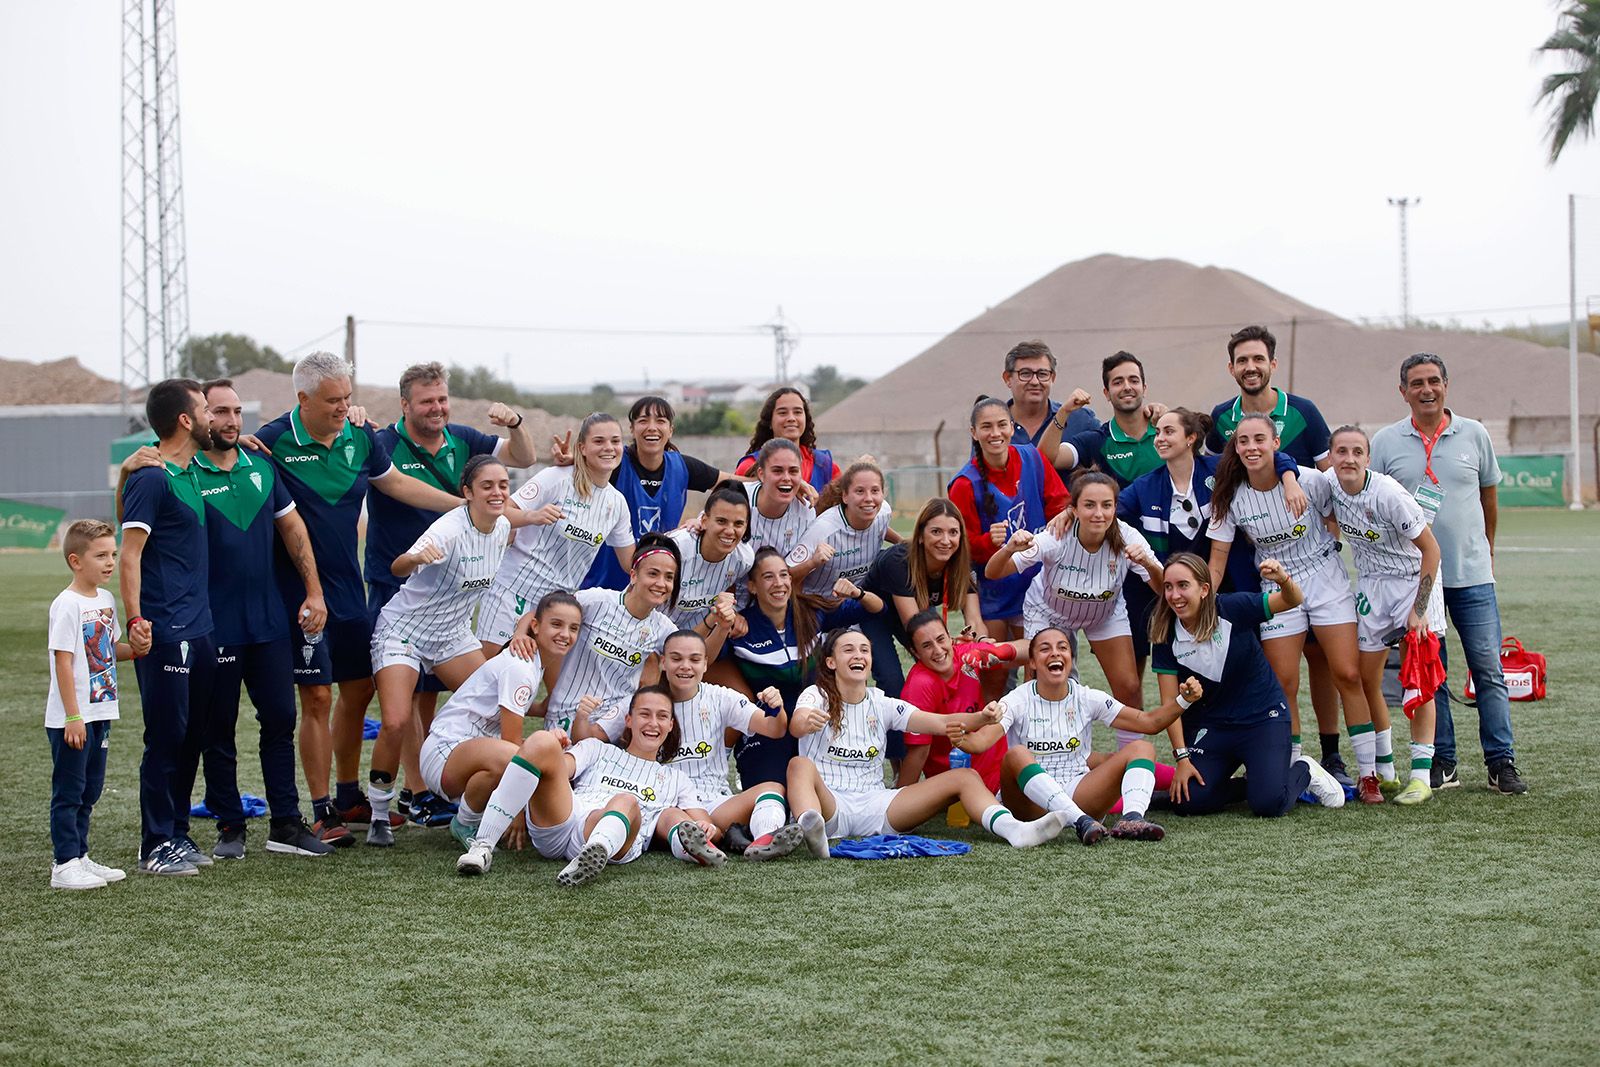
[1412,413,1451,486]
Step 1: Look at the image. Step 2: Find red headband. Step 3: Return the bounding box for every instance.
[632,547,674,569]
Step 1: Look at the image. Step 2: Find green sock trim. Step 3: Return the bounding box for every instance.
[667,822,684,841]
[1348,723,1376,736]
[600,809,632,836]
[755,792,785,807]
[1376,753,1396,764]
[511,755,541,776]
[1127,758,1156,773]
[1290,734,1302,745]
[986,807,1009,832]
[1017,763,1046,788]
[1412,757,1433,770]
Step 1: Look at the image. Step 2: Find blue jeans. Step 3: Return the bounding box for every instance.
[1433,583,1516,768]
[47,721,112,864]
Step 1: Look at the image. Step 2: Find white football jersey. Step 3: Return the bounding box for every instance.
[546,588,676,736]
[795,684,917,794]
[744,482,815,557]
[666,528,755,631]
[378,506,509,640]
[998,680,1123,782]
[427,652,542,746]
[567,738,696,838]
[489,466,632,610]
[1014,521,1151,632]
[787,502,892,595]
[1210,466,1342,580]
[665,683,761,798]
[1326,470,1431,578]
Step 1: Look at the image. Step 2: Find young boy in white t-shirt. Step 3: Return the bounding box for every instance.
[45,520,151,889]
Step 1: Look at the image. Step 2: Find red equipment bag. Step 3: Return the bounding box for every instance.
[1463,637,1547,702]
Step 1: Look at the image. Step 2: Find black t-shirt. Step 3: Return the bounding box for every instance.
[863,543,979,648]
[610,451,722,495]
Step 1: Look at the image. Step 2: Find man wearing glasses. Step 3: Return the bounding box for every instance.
[1001,339,1100,475]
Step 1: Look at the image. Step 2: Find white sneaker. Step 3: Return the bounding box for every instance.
[797,809,830,859]
[51,857,108,890]
[456,841,494,876]
[1299,755,1347,808]
[79,855,127,883]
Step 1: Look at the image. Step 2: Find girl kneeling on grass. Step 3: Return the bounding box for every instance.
[1150,553,1346,817]
[458,684,720,885]
[414,591,582,852]
[951,627,1200,845]
[783,629,1066,857]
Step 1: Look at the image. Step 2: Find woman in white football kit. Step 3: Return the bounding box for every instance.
[986,472,1165,748]
[477,412,634,653]
[786,461,899,597]
[955,627,1202,845]
[783,629,1065,856]
[409,592,582,852]
[539,532,683,742]
[658,631,805,860]
[364,456,518,844]
[458,685,722,886]
[666,483,756,646]
[743,439,821,556]
[1207,413,1381,801]
[1325,426,1443,806]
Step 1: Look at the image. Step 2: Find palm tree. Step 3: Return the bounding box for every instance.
[1536,0,1600,164]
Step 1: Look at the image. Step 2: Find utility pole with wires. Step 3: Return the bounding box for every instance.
[1387,197,1420,326]
[762,306,798,385]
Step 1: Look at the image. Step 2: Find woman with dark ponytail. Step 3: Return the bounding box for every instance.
[735,386,841,493]
[947,397,1071,653]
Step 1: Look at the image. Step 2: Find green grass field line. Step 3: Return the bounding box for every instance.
[1,511,1596,1065]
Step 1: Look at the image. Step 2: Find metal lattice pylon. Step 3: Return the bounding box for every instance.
[120,0,190,419]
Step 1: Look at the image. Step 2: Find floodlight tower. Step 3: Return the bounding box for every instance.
[121,0,191,417]
[1387,196,1420,326]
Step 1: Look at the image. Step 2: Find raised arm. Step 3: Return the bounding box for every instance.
[1109,676,1203,735]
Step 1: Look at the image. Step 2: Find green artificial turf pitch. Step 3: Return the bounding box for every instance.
[1,510,1596,1066]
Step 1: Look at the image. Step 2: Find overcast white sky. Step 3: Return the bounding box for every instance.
[3,1,1598,391]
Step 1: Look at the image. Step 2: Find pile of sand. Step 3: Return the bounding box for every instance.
[0,357,122,405]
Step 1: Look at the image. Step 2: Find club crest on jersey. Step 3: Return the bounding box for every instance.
[593,635,643,667]
[179,640,189,664]
[302,645,314,665]
[249,471,263,492]
[514,685,533,706]
[342,443,355,465]
[637,506,662,533]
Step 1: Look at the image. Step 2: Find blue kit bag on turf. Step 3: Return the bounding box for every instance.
[190,794,269,819]
[829,834,971,860]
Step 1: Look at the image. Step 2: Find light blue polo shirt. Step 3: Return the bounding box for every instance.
[1369,410,1500,588]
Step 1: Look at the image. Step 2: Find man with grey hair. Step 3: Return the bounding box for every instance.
[363,360,535,826]
[1370,352,1527,795]
[254,351,473,844]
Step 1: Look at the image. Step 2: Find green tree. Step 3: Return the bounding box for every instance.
[805,364,867,413]
[1536,1,1600,164]
[179,333,293,379]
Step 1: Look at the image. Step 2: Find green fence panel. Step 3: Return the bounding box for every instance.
[1497,454,1566,507]
[0,498,66,548]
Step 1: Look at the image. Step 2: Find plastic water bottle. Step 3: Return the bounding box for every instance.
[947,747,972,827]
